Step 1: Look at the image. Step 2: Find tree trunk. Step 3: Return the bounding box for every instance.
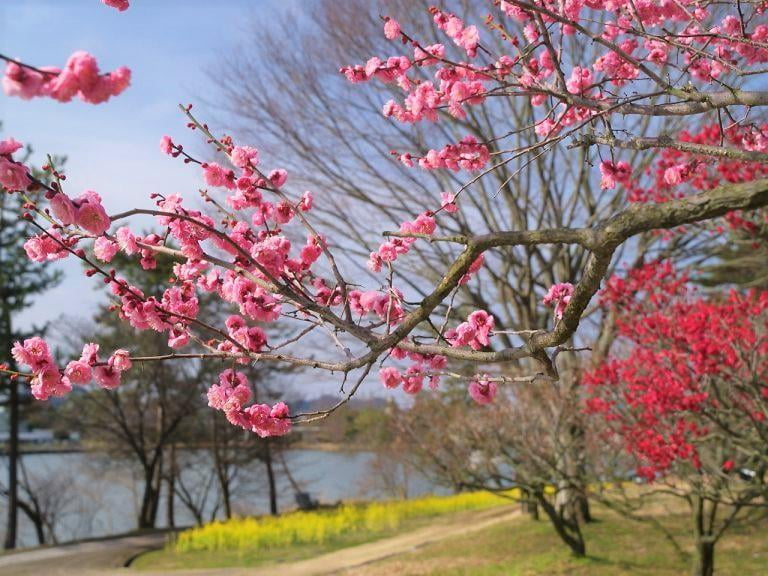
[520,488,539,520]
[166,444,176,528]
[691,494,716,576]
[212,414,232,519]
[264,439,278,516]
[554,364,593,526]
[31,514,45,546]
[138,462,161,529]
[692,540,715,576]
[4,378,18,550]
[536,490,586,557]
[578,491,592,523]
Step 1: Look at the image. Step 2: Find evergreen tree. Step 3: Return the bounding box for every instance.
[0,144,62,549]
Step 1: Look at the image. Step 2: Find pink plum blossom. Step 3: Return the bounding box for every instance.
[543,282,574,320]
[384,18,401,40]
[469,375,497,405]
[94,236,119,262]
[379,366,402,389]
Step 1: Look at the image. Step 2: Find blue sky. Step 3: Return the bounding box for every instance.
[1,0,301,329]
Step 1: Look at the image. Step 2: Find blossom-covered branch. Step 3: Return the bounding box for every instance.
[4,0,768,440]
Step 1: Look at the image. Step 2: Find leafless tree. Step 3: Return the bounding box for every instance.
[211,0,709,534]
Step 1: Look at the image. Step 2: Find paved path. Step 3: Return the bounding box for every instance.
[0,506,519,576]
[0,533,169,576]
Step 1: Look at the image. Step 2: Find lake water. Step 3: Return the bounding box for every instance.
[0,449,439,548]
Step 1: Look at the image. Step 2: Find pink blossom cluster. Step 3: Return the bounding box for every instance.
[23,230,72,263]
[382,69,487,123]
[349,289,405,324]
[0,138,31,192]
[216,272,281,327]
[543,283,574,320]
[378,348,447,394]
[109,227,162,269]
[431,8,480,58]
[565,66,593,95]
[340,56,412,89]
[12,338,130,400]
[534,105,596,139]
[224,315,267,355]
[599,160,632,190]
[343,46,488,123]
[663,162,696,187]
[593,39,640,87]
[163,138,316,236]
[50,189,111,235]
[401,135,489,172]
[367,212,436,272]
[3,52,130,104]
[468,374,497,405]
[446,310,494,350]
[344,0,768,181]
[104,272,200,350]
[207,370,291,437]
[23,186,113,261]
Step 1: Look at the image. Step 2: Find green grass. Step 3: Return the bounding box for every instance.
[133,490,517,571]
[133,496,768,574]
[361,506,768,575]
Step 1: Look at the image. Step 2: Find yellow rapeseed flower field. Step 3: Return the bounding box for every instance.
[176,489,518,553]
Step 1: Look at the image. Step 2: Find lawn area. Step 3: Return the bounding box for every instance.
[355,505,768,576]
[133,494,768,574]
[133,490,516,571]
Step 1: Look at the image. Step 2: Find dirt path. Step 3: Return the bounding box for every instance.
[139,506,520,576]
[0,506,519,576]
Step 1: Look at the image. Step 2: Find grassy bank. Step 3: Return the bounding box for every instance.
[135,493,768,574]
[133,490,517,570]
[355,506,768,575]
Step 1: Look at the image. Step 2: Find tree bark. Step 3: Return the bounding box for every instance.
[264,439,278,516]
[536,490,586,557]
[31,511,44,546]
[520,488,540,520]
[166,443,176,528]
[138,459,162,530]
[691,494,716,576]
[212,414,232,519]
[692,540,715,576]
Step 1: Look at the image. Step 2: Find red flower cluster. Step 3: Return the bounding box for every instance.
[586,262,768,481]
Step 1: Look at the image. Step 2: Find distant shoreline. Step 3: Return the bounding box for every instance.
[0,441,367,456]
